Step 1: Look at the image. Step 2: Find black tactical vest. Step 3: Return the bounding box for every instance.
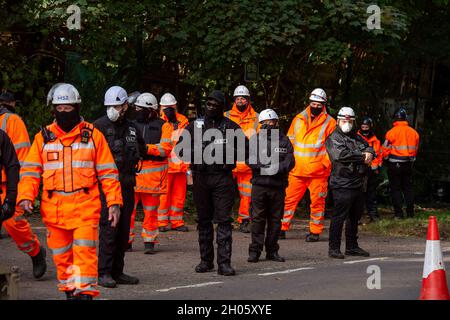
[133,118,166,161]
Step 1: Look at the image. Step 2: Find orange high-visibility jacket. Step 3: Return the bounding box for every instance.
[160,111,189,173]
[287,106,336,177]
[382,121,420,162]
[17,121,123,228]
[135,122,173,194]
[224,104,260,173]
[0,112,31,182]
[358,131,383,170]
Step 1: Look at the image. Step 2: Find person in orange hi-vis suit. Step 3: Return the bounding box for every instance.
[0,91,47,279]
[280,88,336,242]
[382,107,420,218]
[224,85,259,233]
[129,93,173,254]
[18,83,122,300]
[357,116,383,222]
[157,93,190,232]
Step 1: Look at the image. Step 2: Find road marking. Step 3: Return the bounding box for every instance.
[156,281,223,292]
[343,257,389,264]
[257,267,315,276]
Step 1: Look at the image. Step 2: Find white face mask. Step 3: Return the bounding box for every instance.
[107,106,120,122]
[340,122,353,133]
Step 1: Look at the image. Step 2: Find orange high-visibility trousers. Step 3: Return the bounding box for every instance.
[158,172,187,229]
[46,224,99,297]
[1,184,41,257]
[233,172,252,223]
[130,193,160,243]
[282,175,329,234]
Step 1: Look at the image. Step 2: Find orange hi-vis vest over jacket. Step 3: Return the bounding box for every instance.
[287,106,336,177]
[17,121,123,229]
[382,121,420,162]
[357,131,383,170]
[160,111,189,174]
[135,121,173,194]
[0,111,31,182]
[224,103,260,173]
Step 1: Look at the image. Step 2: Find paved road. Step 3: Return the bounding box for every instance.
[1,218,449,300]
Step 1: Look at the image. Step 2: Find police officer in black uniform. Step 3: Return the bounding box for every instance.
[325,107,375,259]
[247,109,295,263]
[95,86,145,288]
[177,90,248,276]
[0,129,20,228]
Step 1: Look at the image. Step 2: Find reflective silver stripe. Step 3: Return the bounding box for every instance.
[391,145,417,150]
[51,243,73,255]
[158,209,169,214]
[43,142,95,152]
[74,286,97,295]
[158,216,169,221]
[238,212,248,218]
[311,212,324,218]
[170,216,184,221]
[73,160,94,168]
[160,138,172,143]
[239,190,251,197]
[43,162,62,170]
[139,165,168,175]
[281,218,291,223]
[53,189,86,196]
[43,144,62,151]
[294,150,327,157]
[253,114,259,131]
[22,161,42,168]
[1,113,10,130]
[382,140,390,147]
[142,205,159,211]
[169,206,183,212]
[22,247,35,253]
[284,210,295,215]
[73,239,96,247]
[71,142,95,150]
[293,117,301,137]
[293,115,331,148]
[14,142,31,150]
[237,183,252,189]
[96,163,117,171]
[318,192,327,197]
[98,173,119,181]
[156,144,166,156]
[311,219,323,225]
[20,172,41,178]
[73,276,98,284]
[224,111,231,118]
[142,228,158,236]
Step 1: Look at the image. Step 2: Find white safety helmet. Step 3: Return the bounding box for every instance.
[258,109,279,122]
[135,93,158,110]
[104,86,128,106]
[233,85,250,98]
[52,83,81,105]
[47,83,66,106]
[337,106,356,120]
[309,88,327,103]
[160,93,177,106]
[127,91,141,105]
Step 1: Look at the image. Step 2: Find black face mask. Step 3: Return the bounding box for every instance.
[135,108,151,122]
[311,107,323,117]
[205,101,223,120]
[55,109,80,133]
[261,123,278,130]
[360,129,373,137]
[236,103,248,112]
[163,107,177,122]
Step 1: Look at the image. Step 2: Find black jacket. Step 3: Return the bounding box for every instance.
[247,129,295,189]
[0,129,19,206]
[325,127,375,190]
[94,115,145,187]
[177,115,248,174]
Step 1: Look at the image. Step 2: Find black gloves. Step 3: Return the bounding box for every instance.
[0,200,15,222]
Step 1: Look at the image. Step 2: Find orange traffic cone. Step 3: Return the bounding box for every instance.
[419,216,450,300]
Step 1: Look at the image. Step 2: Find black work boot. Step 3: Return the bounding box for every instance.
[247,252,260,263]
[65,290,76,300]
[144,242,156,254]
[279,230,286,240]
[266,252,285,262]
[126,243,133,252]
[305,233,320,242]
[239,219,251,233]
[218,263,236,276]
[98,274,117,288]
[329,249,345,259]
[158,225,171,232]
[172,225,189,232]
[345,247,370,257]
[113,273,139,285]
[76,294,93,300]
[195,261,214,273]
[31,246,47,279]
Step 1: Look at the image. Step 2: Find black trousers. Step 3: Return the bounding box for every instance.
[329,188,364,251]
[387,161,414,217]
[98,182,135,277]
[365,170,380,218]
[193,172,235,265]
[249,185,285,256]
